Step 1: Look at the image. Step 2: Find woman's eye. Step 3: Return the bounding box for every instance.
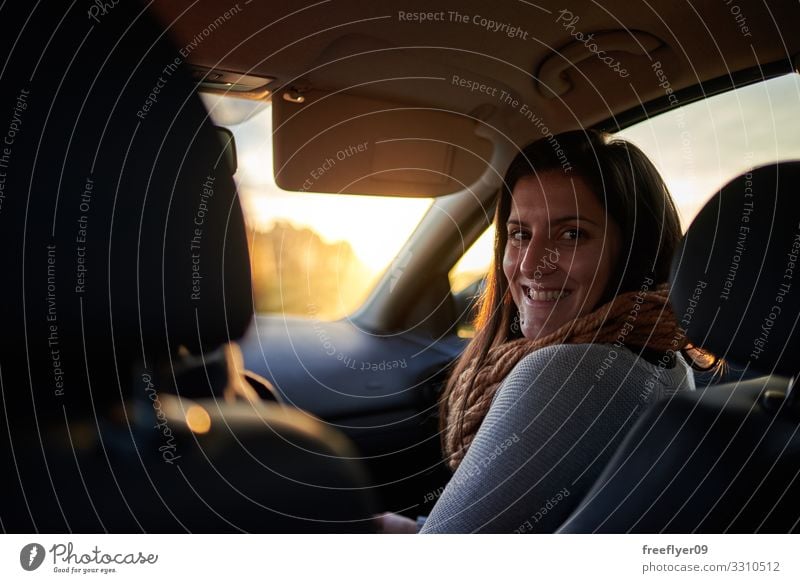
[560,228,584,241]
[508,229,529,245]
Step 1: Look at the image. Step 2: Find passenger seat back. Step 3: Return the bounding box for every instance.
[559,162,800,533]
[0,3,375,533]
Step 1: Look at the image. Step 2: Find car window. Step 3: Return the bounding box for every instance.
[618,72,800,228]
[448,72,800,298]
[202,97,433,320]
[450,225,496,294]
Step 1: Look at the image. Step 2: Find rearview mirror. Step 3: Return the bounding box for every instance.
[215,126,238,174]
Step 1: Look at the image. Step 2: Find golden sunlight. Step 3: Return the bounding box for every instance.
[241,188,432,274]
[227,104,433,319]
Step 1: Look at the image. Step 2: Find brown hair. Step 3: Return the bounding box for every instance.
[439,129,684,447]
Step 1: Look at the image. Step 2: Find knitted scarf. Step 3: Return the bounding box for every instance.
[442,284,687,470]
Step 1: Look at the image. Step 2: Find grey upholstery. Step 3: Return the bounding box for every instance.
[421,344,694,533]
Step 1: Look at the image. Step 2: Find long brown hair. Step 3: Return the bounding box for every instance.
[439,129,684,444]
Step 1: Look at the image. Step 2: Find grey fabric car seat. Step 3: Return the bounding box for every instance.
[0,3,375,532]
[559,162,800,533]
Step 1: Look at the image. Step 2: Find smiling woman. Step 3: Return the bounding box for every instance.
[441,129,687,470]
[406,130,699,533]
[503,172,621,340]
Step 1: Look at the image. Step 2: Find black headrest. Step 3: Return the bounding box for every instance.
[670,162,800,377]
[0,5,252,414]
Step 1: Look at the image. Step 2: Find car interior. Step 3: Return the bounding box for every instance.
[0,0,798,533]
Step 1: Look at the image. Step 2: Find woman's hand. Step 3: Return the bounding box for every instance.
[373,512,418,534]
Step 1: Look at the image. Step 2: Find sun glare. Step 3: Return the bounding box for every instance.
[241,188,431,274]
[221,101,433,318]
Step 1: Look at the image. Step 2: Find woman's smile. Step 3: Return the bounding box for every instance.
[521,286,572,303]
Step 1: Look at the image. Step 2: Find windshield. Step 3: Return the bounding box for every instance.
[201,95,433,320]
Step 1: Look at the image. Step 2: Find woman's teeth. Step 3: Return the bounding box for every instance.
[526,288,570,301]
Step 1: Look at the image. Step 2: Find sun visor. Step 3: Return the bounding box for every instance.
[272,89,493,197]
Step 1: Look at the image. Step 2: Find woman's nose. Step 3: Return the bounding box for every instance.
[520,239,559,280]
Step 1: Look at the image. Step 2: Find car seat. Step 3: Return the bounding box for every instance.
[0,3,375,533]
[559,162,800,532]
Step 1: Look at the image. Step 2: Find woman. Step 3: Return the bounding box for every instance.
[376,129,698,533]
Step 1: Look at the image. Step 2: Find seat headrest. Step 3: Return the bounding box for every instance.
[0,4,253,361]
[670,162,800,377]
[0,4,253,419]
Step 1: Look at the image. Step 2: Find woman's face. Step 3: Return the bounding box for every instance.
[502,172,621,340]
